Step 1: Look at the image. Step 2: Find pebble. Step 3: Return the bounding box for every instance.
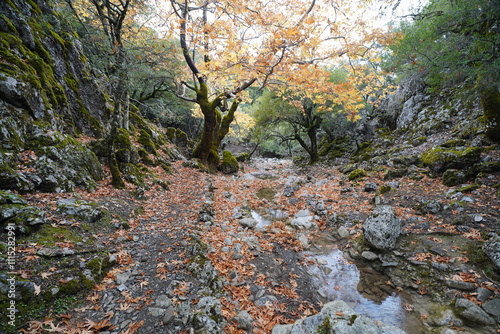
[116,284,128,292]
[361,251,379,261]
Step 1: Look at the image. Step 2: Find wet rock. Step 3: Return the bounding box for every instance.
[427,309,463,327]
[239,217,257,229]
[271,300,406,334]
[455,298,496,325]
[483,235,500,271]
[232,310,253,330]
[363,205,403,251]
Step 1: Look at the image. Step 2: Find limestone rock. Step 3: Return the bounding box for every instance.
[363,205,403,251]
[271,300,406,334]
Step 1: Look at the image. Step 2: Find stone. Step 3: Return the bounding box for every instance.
[271,300,406,334]
[115,272,130,285]
[455,298,496,325]
[148,307,165,317]
[364,182,378,192]
[483,235,500,271]
[482,298,500,319]
[442,169,468,186]
[239,218,257,229]
[255,295,278,307]
[162,306,175,324]
[477,287,494,302]
[361,251,379,261]
[363,205,404,251]
[232,310,254,330]
[445,279,477,291]
[116,284,129,292]
[338,226,350,238]
[156,294,171,308]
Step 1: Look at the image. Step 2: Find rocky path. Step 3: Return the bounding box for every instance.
[13,158,500,334]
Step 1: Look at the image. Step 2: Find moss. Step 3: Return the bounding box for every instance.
[378,185,392,195]
[316,317,333,333]
[25,225,82,247]
[58,279,81,295]
[348,168,366,181]
[236,152,250,162]
[110,157,125,189]
[456,184,480,193]
[440,139,466,148]
[384,168,409,180]
[420,146,483,173]
[219,150,239,174]
[138,129,157,155]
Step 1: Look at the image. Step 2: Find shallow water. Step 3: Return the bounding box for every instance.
[308,238,425,332]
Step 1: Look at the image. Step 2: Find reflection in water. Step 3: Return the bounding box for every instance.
[309,249,406,328]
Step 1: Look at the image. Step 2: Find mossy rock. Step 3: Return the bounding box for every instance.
[348,169,366,181]
[219,150,239,174]
[236,152,250,162]
[440,139,467,148]
[420,146,483,174]
[138,129,157,155]
[412,136,427,146]
[384,168,409,180]
[442,169,468,187]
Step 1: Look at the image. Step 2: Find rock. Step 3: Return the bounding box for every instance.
[115,272,130,285]
[148,307,165,317]
[239,218,257,229]
[361,251,379,261]
[232,310,254,330]
[219,150,239,174]
[427,309,463,327]
[364,182,378,192]
[415,199,442,215]
[483,235,500,271]
[442,169,468,186]
[482,298,500,320]
[445,279,477,291]
[282,184,296,197]
[156,295,171,308]
[477,287,494,302]
[297,234,309,248]
[455,298,496,325]
[271,300,406,334]
[338,226,350,238]
[421,146,482,174]
[255,295,278,307]
[163,306,175,324]
[116,284,129,292]
[363,205,404,251]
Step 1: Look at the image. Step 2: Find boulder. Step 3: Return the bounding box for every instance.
[363,205,403,251]
[420,146,482,174]
[271,300,406,334]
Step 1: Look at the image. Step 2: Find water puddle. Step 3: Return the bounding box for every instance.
[307,237,424,332]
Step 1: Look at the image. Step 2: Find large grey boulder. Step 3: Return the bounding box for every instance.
[363,206,403,251]
[271,300,406,334]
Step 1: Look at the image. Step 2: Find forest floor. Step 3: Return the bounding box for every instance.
[17,157,500,334]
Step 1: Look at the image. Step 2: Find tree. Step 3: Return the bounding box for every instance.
[385,0,500,141]
[166,0,395,169]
